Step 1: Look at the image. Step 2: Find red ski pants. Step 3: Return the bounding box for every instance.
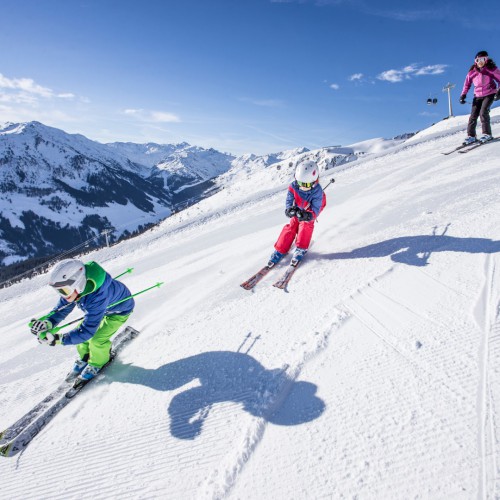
[274,217,315,254]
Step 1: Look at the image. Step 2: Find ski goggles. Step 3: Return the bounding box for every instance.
[50,278,77,298]
[52,285,74,298]
[297,180,314,189]
[475,56,488,64]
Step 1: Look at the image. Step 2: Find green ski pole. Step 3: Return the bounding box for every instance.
[113,267,134,280]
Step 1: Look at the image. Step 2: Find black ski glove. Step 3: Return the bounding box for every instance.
[495,90,500,101]
[459,95,466,104]
[297,210,313,222]
[285,207,297,218]
[30,318,52,336]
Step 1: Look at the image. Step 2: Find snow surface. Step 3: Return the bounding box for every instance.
[1,109,500,498]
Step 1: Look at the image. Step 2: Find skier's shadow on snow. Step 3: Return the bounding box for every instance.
[114,351,325,440]
[321,231,500,267]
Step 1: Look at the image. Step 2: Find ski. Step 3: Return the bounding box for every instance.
[273,260,302,290]
[240,264,275,290]
[441,142,475,155]
[0,380,73,446]
[0,326,139,458]
[458,137,499,153]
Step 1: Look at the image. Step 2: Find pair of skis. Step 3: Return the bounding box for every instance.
[240,258,302,291]
[0,326,139,458]
[442,137,498,155]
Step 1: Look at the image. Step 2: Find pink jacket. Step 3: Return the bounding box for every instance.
[461,66,500,98]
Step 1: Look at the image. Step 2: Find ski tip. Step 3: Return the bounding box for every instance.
[65,389,78,399]
[65,377,88,398]
[0,442,13,458]
[125,326,140,337]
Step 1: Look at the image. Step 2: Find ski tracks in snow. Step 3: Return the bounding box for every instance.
[475,254,500,499]
[198,321,344,499]
[335,262,484,493]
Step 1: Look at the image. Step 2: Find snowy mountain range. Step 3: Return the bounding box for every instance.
[0,122,168,265]
[0,122,236,266]
[0,121,409,267]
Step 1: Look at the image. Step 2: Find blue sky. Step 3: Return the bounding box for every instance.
[1,0,499,155]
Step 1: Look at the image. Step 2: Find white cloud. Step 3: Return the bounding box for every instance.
[377,63,448,83]
[0,74,53,97]
[330,83,340,90]
[0,73,79,107]
[123,108,180,123]
[377,69,409,83]
[349,73,364,81]
[414,64,447,76]
[150,111,180,123]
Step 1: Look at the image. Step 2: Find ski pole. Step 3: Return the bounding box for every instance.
[113,267,134,280]
[105,281,163,308]
[323,177,335,190]
[301,177,335,212]
[46,282,164,334]
[31,267,135,325]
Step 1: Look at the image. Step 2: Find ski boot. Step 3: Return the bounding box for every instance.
[462,136,477,145]
[69,364,102,393]
[268,250,285,268]
[291,248,307,267]
[78,364,101,381]
[478,134,493,143]
[65,357,88,382]
[73,365,101,389]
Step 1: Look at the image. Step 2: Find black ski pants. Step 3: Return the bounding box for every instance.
[467,93,495,137]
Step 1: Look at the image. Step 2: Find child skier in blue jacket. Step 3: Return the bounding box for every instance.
[269,161,326,266]
[30,259,134,382]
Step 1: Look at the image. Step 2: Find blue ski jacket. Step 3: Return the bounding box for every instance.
[286,181,326,219]
[49,262,134,345]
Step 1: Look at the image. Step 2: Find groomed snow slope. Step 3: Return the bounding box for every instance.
[1,109,500,499]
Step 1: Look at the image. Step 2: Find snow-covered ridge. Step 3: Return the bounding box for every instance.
[106,141,191,167]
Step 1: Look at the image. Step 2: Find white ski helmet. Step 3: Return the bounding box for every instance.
[295,161,319,189]
[49,259,87,298]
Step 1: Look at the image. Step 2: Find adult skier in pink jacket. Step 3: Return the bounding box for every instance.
[460,50,500,145]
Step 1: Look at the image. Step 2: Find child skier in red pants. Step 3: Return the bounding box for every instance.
[269,161,326,266]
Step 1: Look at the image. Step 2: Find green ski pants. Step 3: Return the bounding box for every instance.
[76,314,130,368]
